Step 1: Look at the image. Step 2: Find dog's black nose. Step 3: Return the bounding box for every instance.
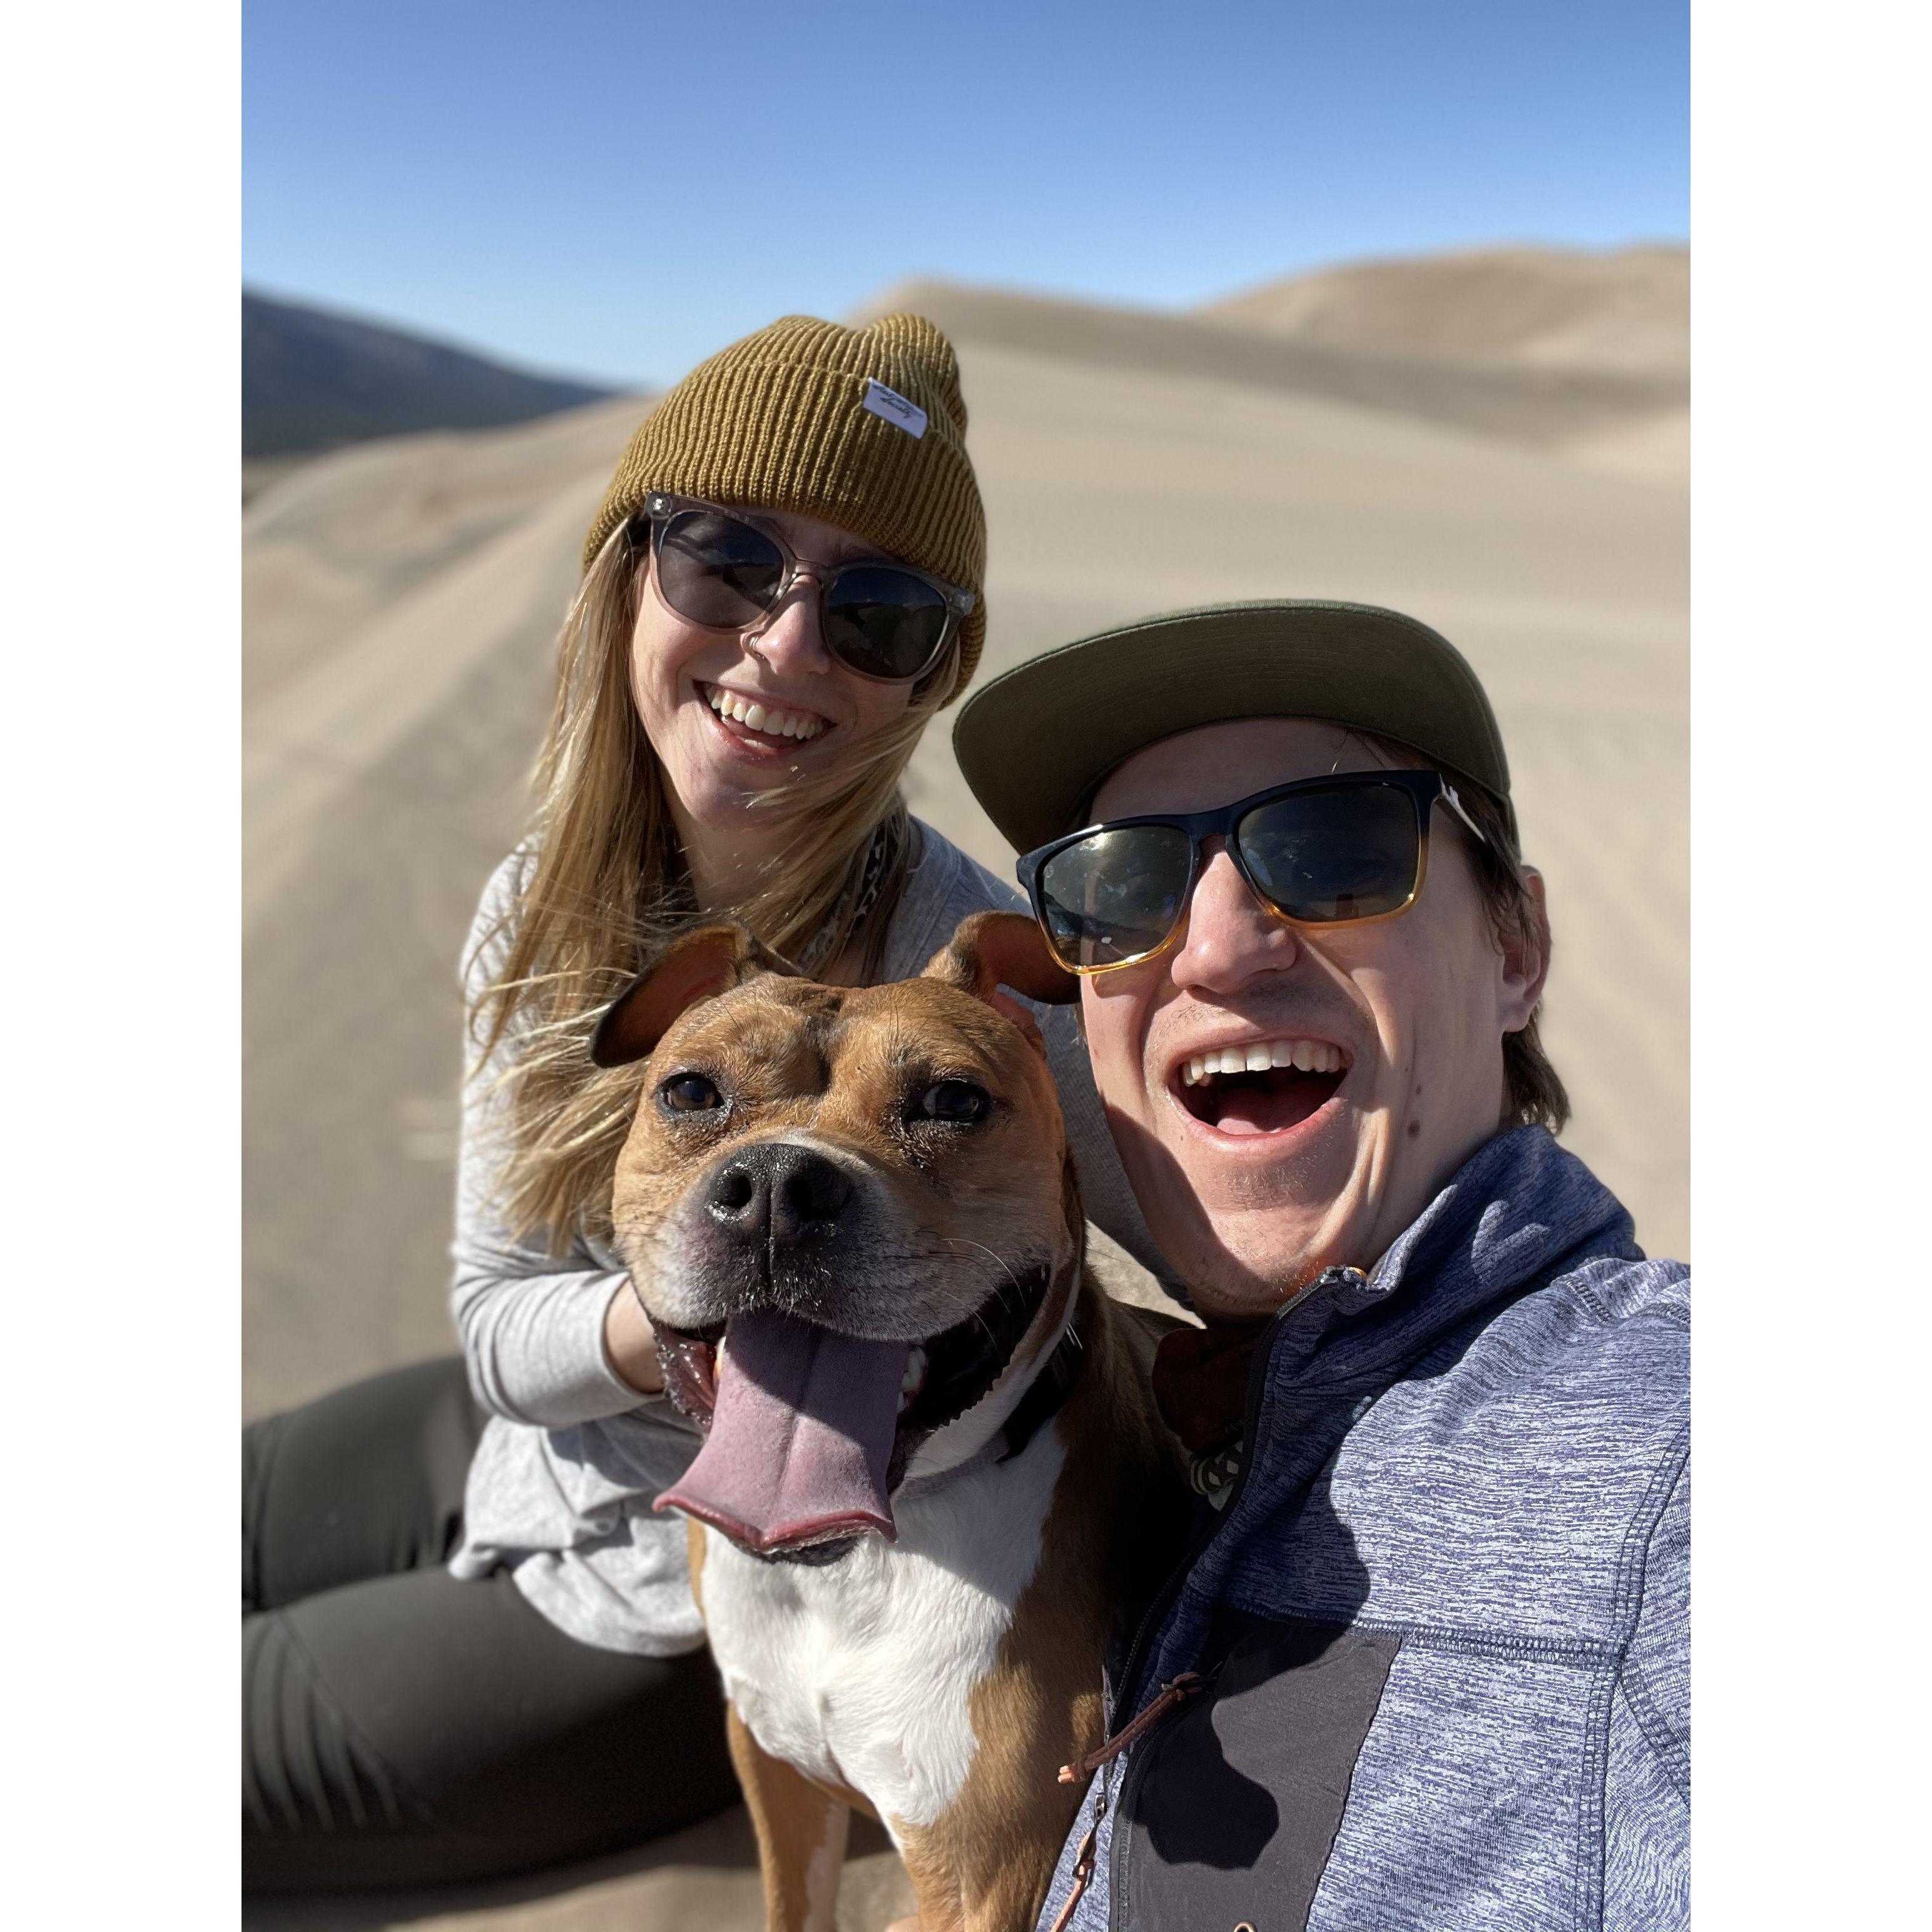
[704,1144,853,1247]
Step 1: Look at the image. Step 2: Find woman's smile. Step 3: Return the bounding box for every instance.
[698,680,833,748]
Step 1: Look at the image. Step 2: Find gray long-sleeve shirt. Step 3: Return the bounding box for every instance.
[448,823,1167,1653]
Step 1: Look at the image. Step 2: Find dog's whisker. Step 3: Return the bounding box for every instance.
[938,1235,1029,1298]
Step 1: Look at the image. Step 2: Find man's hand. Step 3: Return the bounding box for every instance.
[602,1278,665,1395]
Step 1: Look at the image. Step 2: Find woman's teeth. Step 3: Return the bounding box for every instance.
[706,685,827,741]
[1181,1039,1345,1085]
[897,1345,928,1416]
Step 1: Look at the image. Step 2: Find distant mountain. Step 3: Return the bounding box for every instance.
[1200,245,1688,380]
[243,290,616,457]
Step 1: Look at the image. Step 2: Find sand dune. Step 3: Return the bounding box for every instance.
[858,276,1684,456]
[243,261,1686,1927]
[1204,243,1689,378]
[243,397,648,703]
[1565,405,1690,485]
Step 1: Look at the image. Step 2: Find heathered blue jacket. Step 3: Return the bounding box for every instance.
[1040,1126,1689,1932]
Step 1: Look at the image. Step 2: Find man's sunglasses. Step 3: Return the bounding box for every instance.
[1017,770,1493,975]
[631,492,974,684]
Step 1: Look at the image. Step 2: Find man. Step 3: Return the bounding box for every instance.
[953,601,1688,1932]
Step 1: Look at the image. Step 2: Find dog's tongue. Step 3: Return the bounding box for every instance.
[655,1310,910,1555]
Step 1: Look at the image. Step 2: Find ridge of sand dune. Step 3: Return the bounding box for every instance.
[1202,243,1689,379]
[852,277,1683,452]
[243,394,651,704]
[244,472,614,932]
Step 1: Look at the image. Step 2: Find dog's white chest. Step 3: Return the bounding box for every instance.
[699,1432,1064,1834]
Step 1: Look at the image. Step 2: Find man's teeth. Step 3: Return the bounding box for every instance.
[1180,1040,1345,1085]
[897,1345,928,1416]
[706,685,827,741]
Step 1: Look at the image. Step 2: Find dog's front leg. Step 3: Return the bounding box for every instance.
[727,1704,852,1932]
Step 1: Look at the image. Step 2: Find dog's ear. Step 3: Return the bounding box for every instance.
[925,910,1078,1049]
[590,923,796,1068]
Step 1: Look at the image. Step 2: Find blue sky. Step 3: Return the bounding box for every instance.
[243,0,1687,389]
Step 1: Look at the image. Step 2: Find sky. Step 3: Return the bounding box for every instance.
[243,0,1688,390]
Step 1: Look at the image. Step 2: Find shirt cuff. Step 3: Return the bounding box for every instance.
[499,1270,661,1426]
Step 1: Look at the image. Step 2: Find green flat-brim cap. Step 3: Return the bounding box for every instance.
[953,599,1510,854]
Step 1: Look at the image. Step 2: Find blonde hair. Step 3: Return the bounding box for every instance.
[469,524,958,1248]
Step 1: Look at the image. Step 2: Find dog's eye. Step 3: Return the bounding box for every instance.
[912,1079,991,1126]
[659,1073,724,1114]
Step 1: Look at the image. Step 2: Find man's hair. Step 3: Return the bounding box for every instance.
[1445,766,1570,1133]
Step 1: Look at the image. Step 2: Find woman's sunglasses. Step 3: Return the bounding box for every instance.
[1017,770,1493,975]
[631,492,974,684]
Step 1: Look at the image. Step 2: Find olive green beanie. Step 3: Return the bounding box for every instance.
[582,312,987,702]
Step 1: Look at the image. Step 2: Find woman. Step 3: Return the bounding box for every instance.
[242,312,1161,1889]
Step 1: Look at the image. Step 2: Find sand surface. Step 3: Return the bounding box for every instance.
[243,259,1686,1928]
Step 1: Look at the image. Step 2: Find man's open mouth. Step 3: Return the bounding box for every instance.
[651,1264,1051,1561]
[1174,1037,1348,1137]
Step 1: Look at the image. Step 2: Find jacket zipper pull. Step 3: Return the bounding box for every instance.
[1056,1670,1206,1785]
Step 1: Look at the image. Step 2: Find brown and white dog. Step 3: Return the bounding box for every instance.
[589,910,1188,1932]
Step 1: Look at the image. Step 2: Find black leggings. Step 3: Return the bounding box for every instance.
[242,1358,740,1891]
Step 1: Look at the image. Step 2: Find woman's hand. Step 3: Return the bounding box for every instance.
[602,1278,666,1395]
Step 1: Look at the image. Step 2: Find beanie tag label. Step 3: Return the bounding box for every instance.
[861,379,928,440]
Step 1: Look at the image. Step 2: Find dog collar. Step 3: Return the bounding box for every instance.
[996,1316,1086,1463]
